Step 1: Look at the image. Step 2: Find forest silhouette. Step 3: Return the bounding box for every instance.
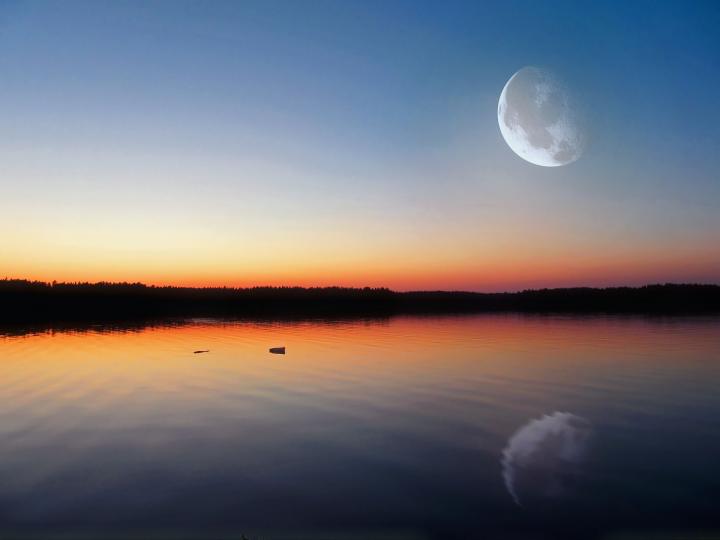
[2,279,719,325]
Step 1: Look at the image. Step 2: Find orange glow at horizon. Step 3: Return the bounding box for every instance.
[3,207,719,291]
[5,246,720,292]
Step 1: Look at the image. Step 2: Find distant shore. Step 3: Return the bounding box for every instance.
[1,279,719,325]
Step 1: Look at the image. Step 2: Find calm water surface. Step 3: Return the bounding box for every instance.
[1,315,720,539]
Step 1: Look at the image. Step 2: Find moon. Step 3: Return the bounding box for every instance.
[498,67,585,167]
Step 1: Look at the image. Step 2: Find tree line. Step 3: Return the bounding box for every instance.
[1,279,719,324]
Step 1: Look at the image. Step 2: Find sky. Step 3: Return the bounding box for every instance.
[1,0,719,291]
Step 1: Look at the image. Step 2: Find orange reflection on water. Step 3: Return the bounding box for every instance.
[3,315,719,407]
[2,314,720,536]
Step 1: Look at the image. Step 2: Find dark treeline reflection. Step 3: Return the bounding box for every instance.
[0,315,395,338]
[2,279,720,324]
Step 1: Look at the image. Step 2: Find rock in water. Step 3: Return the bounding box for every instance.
[269,347,286,354]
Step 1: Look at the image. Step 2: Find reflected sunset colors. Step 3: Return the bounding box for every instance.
[2,315,720,537]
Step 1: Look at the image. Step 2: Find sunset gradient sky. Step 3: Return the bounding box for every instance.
[1,0,719,291]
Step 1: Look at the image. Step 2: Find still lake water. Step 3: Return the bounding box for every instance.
[1,315,720,539]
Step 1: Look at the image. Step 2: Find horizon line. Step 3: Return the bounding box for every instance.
[3,277,720,295]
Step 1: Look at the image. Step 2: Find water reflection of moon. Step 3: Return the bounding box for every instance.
[501,412,592,506]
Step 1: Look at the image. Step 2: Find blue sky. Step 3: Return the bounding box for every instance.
[1,0,719,289]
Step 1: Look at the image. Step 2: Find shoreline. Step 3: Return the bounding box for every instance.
[2,280,719,326]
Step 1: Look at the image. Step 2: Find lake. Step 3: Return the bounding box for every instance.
[1,315,719,539]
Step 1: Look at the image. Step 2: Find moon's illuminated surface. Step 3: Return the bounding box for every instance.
[498,67,585,167]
